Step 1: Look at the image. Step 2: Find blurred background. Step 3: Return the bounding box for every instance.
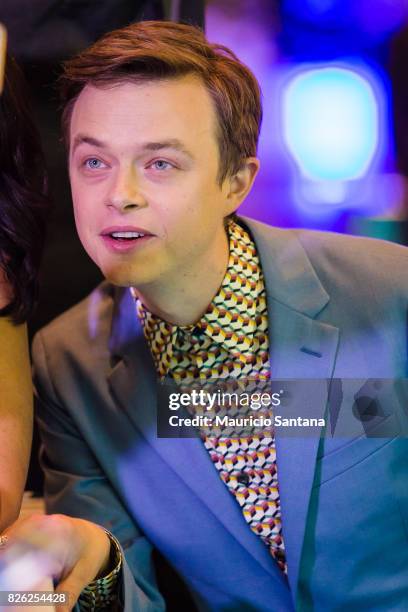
[205,0,408,239]
[1,2,407,606]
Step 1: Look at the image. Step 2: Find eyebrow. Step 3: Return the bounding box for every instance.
[72,135,106,153]
[71,134,194,159]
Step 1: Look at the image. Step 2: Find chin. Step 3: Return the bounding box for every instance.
[104,271,138,287]
[103,266,153,288]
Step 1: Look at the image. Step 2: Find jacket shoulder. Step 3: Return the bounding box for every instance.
[241,216,408,315]
[294,228,408,290]
[295,226,408,260]
[33,281,115,355]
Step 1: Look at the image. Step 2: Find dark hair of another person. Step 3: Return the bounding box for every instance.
[0,55,49,324]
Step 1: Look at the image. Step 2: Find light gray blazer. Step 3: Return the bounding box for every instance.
[33,217,408,611]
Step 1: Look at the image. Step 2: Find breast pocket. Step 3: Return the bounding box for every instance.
[316,411,401,485]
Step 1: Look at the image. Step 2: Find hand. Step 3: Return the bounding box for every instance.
[0,513,111,611]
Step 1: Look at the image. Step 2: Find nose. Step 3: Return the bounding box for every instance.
[106,164,146,212]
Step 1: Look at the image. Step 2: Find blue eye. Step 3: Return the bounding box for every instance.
[151,160,173,171]
[85,158,104,169]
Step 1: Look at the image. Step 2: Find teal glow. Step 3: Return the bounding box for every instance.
[283,67,380,181]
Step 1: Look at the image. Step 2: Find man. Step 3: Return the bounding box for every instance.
[4,20,408,612]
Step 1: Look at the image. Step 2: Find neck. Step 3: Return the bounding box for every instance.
[133,226,230,326]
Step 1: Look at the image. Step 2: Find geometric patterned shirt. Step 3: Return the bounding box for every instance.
[134,220,287,574]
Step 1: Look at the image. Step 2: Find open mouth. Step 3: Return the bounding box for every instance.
[101,229,154,252]
[108,231,147,241]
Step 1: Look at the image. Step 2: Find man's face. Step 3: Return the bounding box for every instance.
[69,76,237,288]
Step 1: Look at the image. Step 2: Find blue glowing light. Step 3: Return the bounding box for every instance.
[282,0,408,36]
[283,66,380,182]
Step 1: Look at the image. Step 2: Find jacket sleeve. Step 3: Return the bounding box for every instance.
[32,330,165,612]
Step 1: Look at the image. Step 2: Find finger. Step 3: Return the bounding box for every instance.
[55,558,94,612]
[55,589,77,612]
[55,586,79,612]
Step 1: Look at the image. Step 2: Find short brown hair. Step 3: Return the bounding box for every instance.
[60,20,262,184]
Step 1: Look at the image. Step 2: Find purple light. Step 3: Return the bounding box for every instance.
[353,0,408,38]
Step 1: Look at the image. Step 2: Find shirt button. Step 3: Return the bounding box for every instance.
[236,472,250,486]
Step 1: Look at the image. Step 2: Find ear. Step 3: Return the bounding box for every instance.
[223,157,260,215]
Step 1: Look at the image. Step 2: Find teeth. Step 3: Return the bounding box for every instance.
[111,231,145,238]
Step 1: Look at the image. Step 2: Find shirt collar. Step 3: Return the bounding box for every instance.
[133,219,263,355]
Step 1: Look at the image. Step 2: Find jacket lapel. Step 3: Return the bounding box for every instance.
[244,217,340,601]
[269,301,339,598]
